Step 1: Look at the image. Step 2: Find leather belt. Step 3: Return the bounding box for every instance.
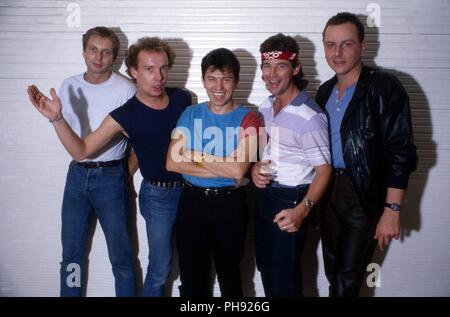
[334,168,348,176]
[76,160,121,168]
[145,179,184,188]
[184,181,237,196]
[269,181,309,189]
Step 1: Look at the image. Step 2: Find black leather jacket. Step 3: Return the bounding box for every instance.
[316,65,417,218]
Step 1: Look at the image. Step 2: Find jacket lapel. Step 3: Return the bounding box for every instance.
[341,65,373,127]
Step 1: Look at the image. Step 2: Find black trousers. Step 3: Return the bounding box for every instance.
[320,173,378,297]
[255,185,309,297]
[176,186,248,297]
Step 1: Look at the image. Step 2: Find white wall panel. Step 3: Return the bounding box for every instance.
[1,0,449,297]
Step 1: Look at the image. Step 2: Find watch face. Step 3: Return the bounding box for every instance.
[387,203,401,211]
[305,199,314,208]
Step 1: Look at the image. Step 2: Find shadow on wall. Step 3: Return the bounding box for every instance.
[166,38,198,105]
[294,35,320,99]
[233,48,258,110]
[68,84,90,137]
[110,27,128,74]
[354,15,436,297]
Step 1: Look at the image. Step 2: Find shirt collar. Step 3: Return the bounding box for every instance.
[269,90,309,107]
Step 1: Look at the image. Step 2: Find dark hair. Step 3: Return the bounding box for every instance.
[259,33,308,91]
[125,37,176,80]
[201,48,240,82]
[82,26,120,61]
[322,12,365,42]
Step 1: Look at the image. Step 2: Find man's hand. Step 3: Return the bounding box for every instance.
[251,160,273,188]
[27,85,63,122]
[374,208,400,251]
[273,205,308,233]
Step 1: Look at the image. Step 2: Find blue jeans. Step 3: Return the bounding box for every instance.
[60,161,136,297]
[139,180,182,297]
[255,184,309,297]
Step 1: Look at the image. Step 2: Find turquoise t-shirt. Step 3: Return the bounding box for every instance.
[176,102,250,187]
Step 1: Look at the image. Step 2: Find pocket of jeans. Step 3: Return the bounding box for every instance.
[139,185,181,218]
[270,196,298,211]
[270,190,300,207]
[257,189,299,221]
[140,182,175,200]
[100,165,124,177]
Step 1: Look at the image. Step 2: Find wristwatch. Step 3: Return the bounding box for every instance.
[304,198,314,210]
[385,202,401,212]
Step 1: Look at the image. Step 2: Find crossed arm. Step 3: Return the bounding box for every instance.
[166,128,257,182]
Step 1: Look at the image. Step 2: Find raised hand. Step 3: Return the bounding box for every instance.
[27,85,63,122]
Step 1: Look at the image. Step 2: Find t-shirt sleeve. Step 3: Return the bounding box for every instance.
[109,104,127,132]
[238,110,260,143]
[235,111,260,159]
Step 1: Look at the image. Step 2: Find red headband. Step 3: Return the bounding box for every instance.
[261,50,297,62]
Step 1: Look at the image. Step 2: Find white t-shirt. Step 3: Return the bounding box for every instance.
[59,72,136,162]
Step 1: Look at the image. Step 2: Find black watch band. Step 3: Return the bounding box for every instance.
[385,202,401,212]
